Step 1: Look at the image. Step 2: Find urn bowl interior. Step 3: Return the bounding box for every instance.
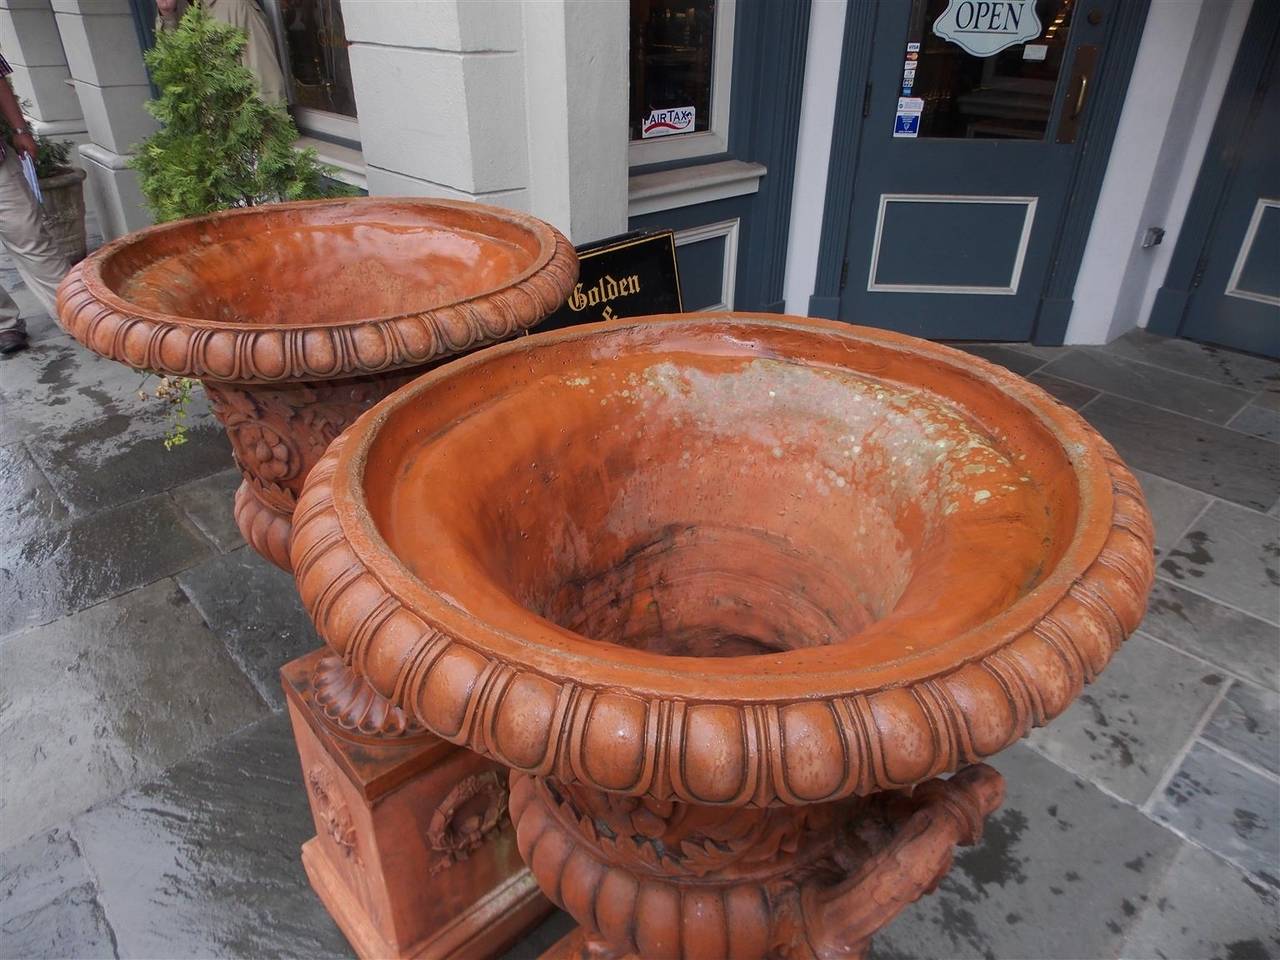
[352,317,1103,686]
[96,199,550,326]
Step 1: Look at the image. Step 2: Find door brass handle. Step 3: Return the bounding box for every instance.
[1073,75,1089,118]
[1056,44,1098,144]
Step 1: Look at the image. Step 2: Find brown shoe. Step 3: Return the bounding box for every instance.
[0,329,29,354]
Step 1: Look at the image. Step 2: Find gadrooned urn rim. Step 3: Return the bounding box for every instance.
[290,314,1155,806]
[54,197,578,384]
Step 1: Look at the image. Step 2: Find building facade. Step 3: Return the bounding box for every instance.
[2,0,1275,353]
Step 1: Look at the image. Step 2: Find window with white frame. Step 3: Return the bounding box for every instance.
[629,0,735,167]
[262,0,358,142]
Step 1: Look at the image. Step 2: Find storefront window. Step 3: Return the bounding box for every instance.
[275,0,356,118]
[629,0,718,142]
[902,0,1074,140]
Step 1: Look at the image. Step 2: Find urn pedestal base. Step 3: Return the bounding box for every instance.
[511,767,1005,960]
[282,650,552,960]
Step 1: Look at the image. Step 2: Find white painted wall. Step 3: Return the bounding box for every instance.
[782,0,848,315]
[1065,0,1253,344]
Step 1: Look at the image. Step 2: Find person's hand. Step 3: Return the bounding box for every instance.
[13,131,37,159]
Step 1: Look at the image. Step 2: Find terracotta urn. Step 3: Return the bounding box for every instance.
[55,197,577,570]
[290,314,1155,959]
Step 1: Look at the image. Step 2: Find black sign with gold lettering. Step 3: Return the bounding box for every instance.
[539,230,683,331]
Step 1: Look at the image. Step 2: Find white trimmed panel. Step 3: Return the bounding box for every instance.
[867,194,1038,296]
[675,217,740,311]
[1224,198,1280,308]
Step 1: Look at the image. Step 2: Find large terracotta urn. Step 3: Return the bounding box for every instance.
[290,314,1155,959]
[55,197,577,570]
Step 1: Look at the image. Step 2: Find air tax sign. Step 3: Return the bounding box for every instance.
[932,0,1041,57]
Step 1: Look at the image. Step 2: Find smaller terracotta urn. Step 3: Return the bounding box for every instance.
[289,314,1155,959]
[55,198,577,570]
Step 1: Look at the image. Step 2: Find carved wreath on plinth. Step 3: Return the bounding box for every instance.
[427,772,509,874]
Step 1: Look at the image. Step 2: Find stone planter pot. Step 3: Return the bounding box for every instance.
[39,165,88,265]
[290,313,1155,959]
[55,197,577,570]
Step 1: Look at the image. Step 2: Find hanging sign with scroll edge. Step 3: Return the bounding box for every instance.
[932,0,1042,57]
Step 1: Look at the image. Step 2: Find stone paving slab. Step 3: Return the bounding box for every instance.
[72,713,351,960]
[1083,394,1280,512]
[0,883,117,959]
[1131,469,1211,556]
[1042,349,1256,425]
[1201,681,1279,777]
[870,744,1185,960]
[1025,371,1099,410]
[0,442,72,546]
[177,548,320,710]
[953,343,1047,377]
[1149,742,1279,883]
[169,468,244,553]
[1026,634,1225,804]
[0,339,157,442]
[1119,841,1280,960]
[1159,500,1280,624]
[1140,579,1280,690]
[24,403,232,515]
[0,493,213,636]
[1106,329,1280,395]
[0,580,269,850]
[0,829,116,960]
[1229,401,1280,443]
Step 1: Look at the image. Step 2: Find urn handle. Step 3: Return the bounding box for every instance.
[800,764,1005,959]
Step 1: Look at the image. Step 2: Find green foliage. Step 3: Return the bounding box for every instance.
[130,2,353,222]
[128,4,354,449]
[0,97,74,178]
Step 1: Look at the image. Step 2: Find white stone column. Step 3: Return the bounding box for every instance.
[521,0,628,244]
[0,0,87,144]
[342,0,627,245]
[53,0,154,239]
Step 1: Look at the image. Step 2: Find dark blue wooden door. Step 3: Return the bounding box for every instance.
[836,0,1117,340]
[1177,38,1280,359]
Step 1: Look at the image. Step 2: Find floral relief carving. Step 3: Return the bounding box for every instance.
[307,765,359,863]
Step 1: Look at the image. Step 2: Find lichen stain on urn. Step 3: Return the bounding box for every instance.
[290,313,1155,959]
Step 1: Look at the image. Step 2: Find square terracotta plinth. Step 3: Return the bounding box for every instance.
[282,649,552,959]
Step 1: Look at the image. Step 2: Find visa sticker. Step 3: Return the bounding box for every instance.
[906,42,921,52]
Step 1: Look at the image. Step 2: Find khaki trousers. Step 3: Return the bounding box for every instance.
[0,149,71,333]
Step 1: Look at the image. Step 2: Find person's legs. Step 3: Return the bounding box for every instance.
[0,283,27,353]
[0,283,22,332]
[0,149,71,320]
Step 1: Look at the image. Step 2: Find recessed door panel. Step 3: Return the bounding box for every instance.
[869,195,1036,292]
